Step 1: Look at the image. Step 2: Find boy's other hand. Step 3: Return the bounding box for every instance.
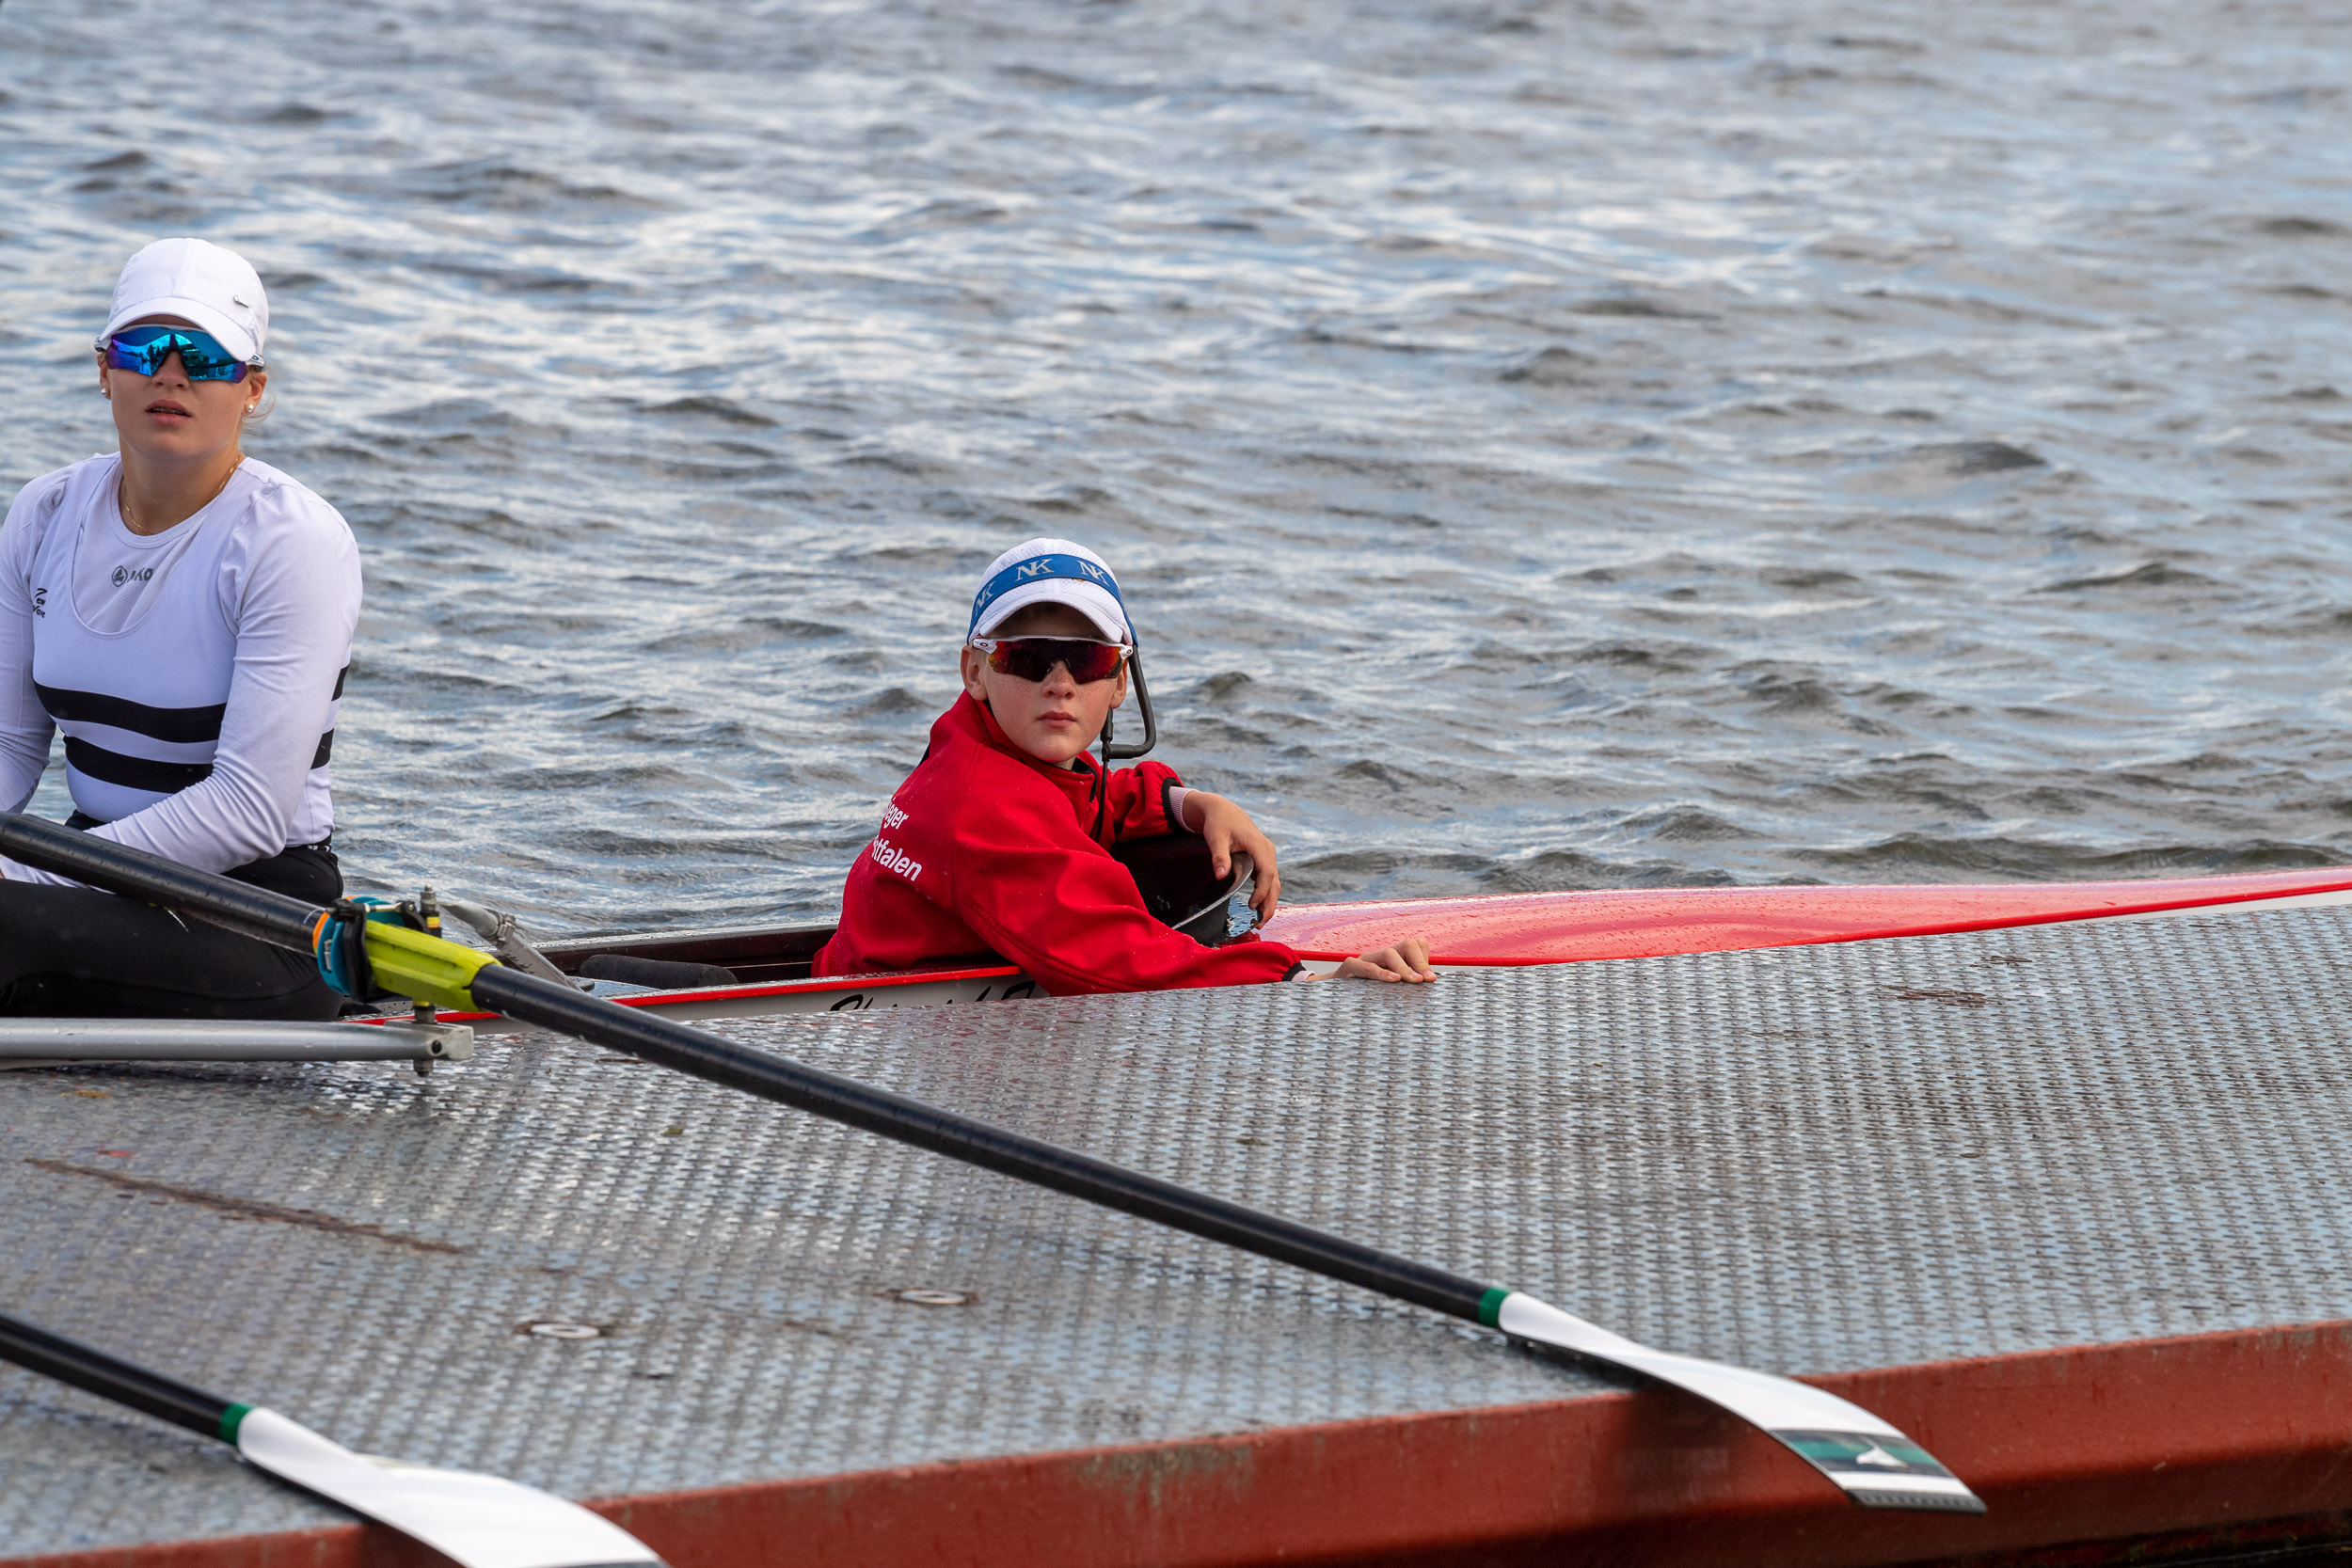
[1182,791,1282,926]
[1331,939,1438,984]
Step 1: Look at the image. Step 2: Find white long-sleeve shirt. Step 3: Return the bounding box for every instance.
[0,453,360,884]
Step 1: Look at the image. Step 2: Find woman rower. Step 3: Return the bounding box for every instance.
[0,238,360,1018]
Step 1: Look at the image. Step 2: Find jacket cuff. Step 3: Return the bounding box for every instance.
[1163,780,1197,832]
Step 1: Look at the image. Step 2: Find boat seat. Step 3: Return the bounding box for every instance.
[578,953,739,991]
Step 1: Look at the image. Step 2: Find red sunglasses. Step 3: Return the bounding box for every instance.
[969,637,1131,684]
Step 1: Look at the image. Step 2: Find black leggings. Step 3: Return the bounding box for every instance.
[0,829,344,1020]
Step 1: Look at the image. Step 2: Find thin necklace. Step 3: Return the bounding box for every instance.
[119,457,239,537]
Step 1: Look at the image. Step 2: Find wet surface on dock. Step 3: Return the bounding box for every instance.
[7,905,2352,1555]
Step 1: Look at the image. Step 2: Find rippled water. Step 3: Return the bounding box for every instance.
[2,0,2348,935]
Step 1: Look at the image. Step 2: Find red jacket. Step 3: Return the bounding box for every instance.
[815,694,1301,994]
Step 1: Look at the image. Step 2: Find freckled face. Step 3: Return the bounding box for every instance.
[961,603,1129,768]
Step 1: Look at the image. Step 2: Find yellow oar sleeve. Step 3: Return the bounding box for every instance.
[361,921,501,1012]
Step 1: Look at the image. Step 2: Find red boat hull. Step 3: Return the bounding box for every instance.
[1259,867,2352,966]
[405,865,2352,1024]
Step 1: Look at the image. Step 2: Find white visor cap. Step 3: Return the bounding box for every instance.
[100,238,269,366]
[967,538,1132,645]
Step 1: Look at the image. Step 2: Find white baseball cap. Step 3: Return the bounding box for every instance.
[98,238,269,365]
[967,538,1131,644]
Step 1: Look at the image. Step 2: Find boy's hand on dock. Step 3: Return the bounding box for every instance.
[1330,939,1439,984]
[1183,791,1282,925]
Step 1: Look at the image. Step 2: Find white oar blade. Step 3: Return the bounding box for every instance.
[1495,1295,1983,1514]
[238,1408,666,1567]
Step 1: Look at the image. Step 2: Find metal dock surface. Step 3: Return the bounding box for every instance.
[8,906,2352,1565]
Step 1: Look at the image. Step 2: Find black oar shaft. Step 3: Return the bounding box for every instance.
[0,1310,239,1441]
[469,965,1491,1320]
[0,812,1495,1322]
[0,815,318,948]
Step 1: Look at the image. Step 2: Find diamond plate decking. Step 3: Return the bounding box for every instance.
[6,904,2351,1559]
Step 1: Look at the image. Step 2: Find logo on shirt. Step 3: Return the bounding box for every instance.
[109,564,154,588]
[30,586,45,618]
[870,836,923,883]
[880,801,908,831]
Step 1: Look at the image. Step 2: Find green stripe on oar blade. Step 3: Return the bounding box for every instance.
[0,811,1988,1518]
[1492,1294,1985,1514]
[0,1308,667,1566]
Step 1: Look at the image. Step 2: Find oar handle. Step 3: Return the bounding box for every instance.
[469,965,1494,1321]
[0,816,498,1011]
[0,815,321,949]
[0,1310,246,1443]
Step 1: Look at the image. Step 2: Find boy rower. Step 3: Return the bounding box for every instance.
[815,539,1435,994]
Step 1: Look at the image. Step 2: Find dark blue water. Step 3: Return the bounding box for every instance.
[2,0,2348,935]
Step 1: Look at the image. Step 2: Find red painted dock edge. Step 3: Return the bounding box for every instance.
[18,1320,2352,1568]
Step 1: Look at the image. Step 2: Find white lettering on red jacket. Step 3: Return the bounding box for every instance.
[870,835,923,882]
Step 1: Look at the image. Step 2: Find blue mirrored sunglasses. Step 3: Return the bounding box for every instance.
[100,325,258,383]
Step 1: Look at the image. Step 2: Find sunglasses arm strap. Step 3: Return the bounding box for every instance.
[1101,647,1157,762]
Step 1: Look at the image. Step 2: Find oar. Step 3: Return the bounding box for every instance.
[0,813,1983,1514]
[0,1307,664,1567]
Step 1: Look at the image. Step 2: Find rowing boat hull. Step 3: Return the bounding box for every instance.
[594,966,1036,1022]
[441,864,2352,1023]
[1256,864,2352,965]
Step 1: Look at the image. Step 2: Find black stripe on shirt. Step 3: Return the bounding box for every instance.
[36,684,226,745]
[34,666,347,744]
[64,736,214,793]
[63,731,337,797]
